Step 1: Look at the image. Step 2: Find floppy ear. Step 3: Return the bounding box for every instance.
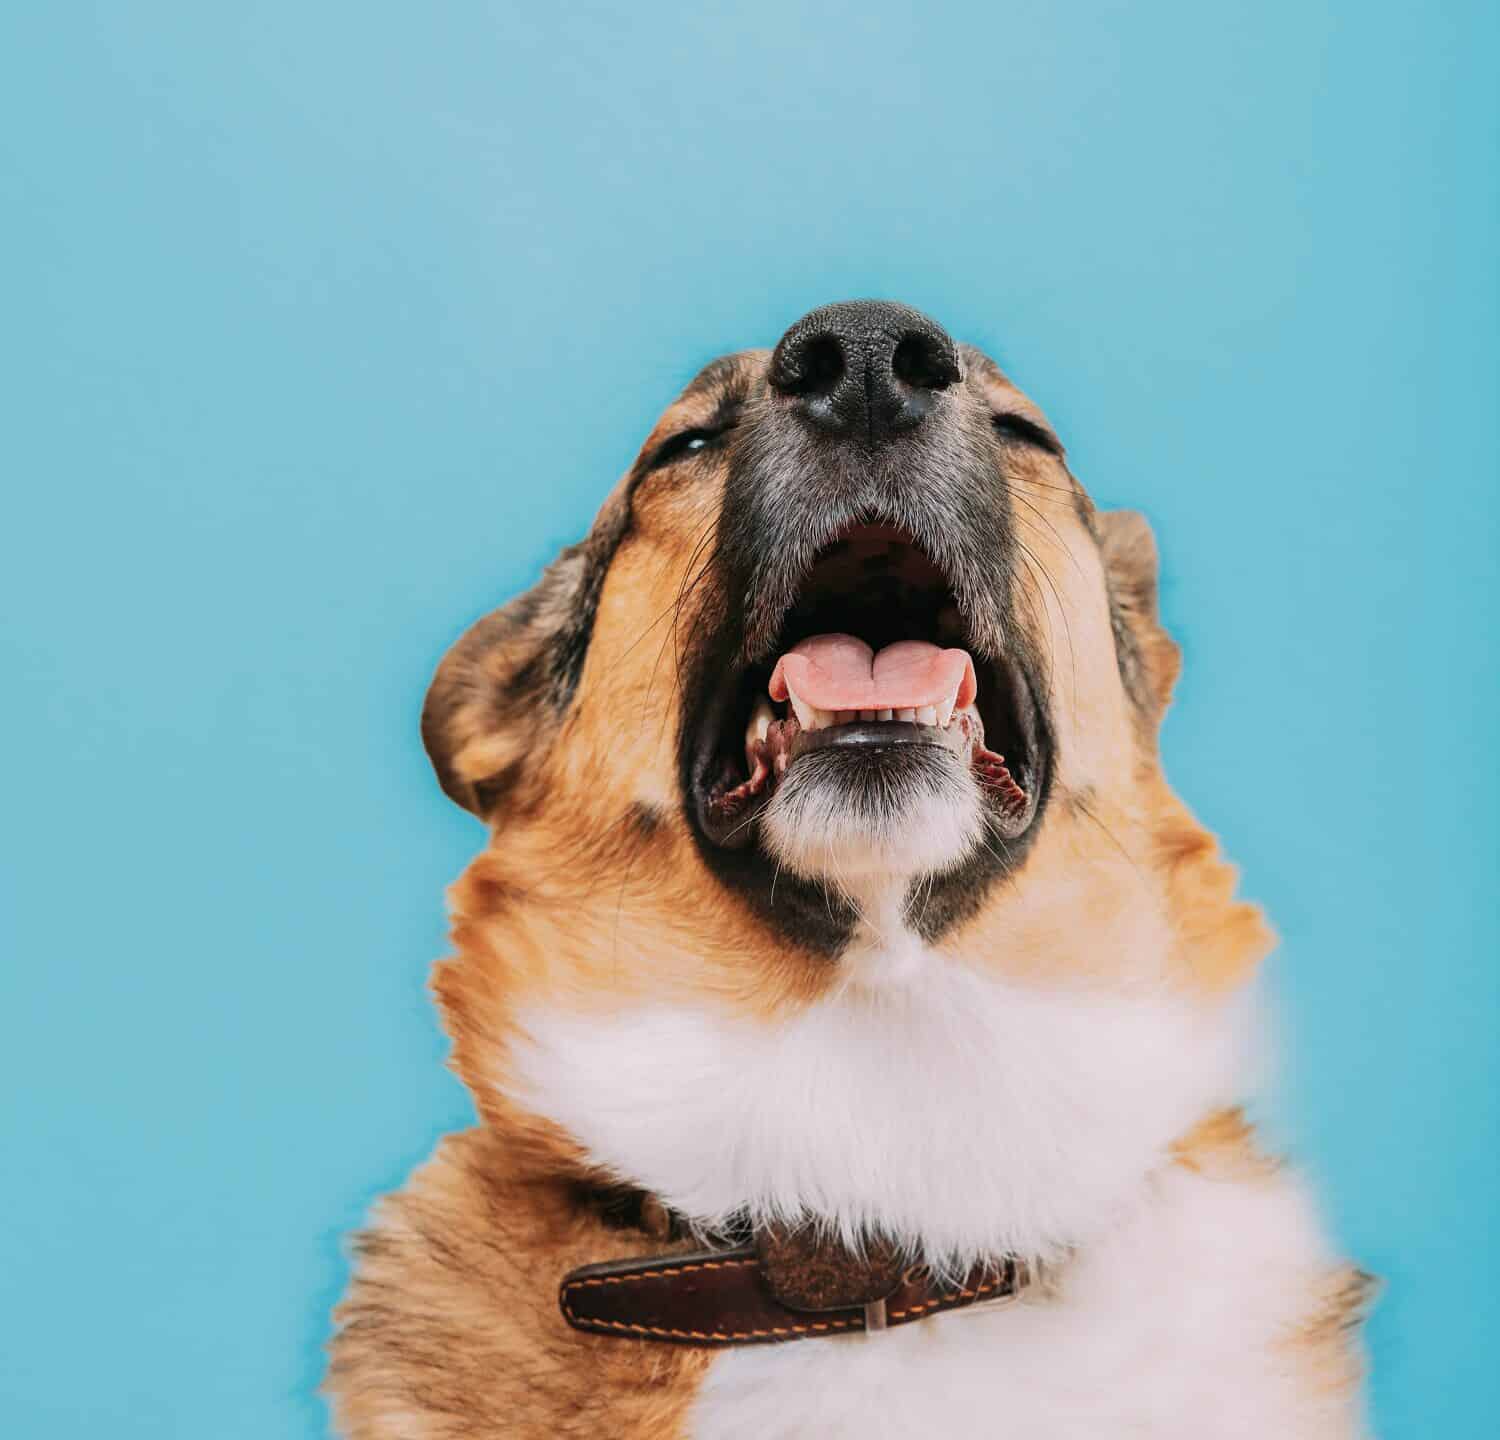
[1095,509,1181,726]
[421,485,632,817]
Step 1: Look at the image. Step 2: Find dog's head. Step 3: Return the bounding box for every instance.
[426,299,1257,965]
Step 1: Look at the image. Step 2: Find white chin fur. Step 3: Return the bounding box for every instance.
[757,746,985,885]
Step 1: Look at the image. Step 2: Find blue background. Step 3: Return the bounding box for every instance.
[2,4,1495,1435]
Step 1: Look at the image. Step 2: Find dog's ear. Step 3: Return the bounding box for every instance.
[421,486,632,817]
[1096,509,1181,726]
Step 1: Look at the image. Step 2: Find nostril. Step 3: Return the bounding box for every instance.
[891,332,960,391]
[775,334,844,397]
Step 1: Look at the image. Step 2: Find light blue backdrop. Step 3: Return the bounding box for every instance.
[2,4,1495,1436]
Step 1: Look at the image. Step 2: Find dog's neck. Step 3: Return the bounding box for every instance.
[559,1180,1038,1346]
[504,908,1250,1275]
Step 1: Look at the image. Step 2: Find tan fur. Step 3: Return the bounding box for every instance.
[1283,1267,1380,1415]
[326,345,1364,1432]
[328,1129,708,1439]
[1172,1106,1280,1178]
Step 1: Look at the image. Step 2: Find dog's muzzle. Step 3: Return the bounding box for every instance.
[687,304,1046,853]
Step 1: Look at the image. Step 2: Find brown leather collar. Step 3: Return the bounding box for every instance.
[561,1222,1030,1347]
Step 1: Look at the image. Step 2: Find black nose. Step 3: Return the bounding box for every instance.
[768,300,962,442]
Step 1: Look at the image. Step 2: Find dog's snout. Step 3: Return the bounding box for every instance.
[769,300,961,442]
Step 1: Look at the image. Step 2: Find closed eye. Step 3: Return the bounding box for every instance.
[992,412,1064,457]
[647,426,728,472]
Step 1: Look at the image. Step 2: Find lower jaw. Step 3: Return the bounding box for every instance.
[684,766,1049,952]
[750,744,1002,890]
[703,716,1033,852]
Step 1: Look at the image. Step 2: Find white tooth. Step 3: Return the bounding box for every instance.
[877,708,894,721]
[860,709,876,722]
[786,688,817,730]
[895,707,917,722]
[916,705,937,726]
[745,695,774,752]
[936,680,963,728]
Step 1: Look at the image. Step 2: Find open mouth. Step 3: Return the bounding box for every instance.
[692,522,1046,851]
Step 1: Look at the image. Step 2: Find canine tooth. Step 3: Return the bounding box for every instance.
[876,708,893,721]
[916,705,937,726]
[895,707,916,721]
[745,696,774,751]
[936,680,964,728]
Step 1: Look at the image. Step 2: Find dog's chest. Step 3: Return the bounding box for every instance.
[688,1163,1343,1440]
[508,933,1349,1434]
[510,935,1244,1267]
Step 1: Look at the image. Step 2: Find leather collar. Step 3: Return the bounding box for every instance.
[561,1208,1031,1347]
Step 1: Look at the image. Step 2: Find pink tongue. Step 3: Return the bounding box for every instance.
[768,634,978,713]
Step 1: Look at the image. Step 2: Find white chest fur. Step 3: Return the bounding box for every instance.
[509,928,1246,1270]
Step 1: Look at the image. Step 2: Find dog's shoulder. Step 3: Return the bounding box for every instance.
[325,1128,709,1440]
[1171,1109,1378,1419]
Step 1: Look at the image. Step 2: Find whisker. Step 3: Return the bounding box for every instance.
[1073,795,1148,888]
[1012,533,1079,731]
[1007,488,1088,582]
[645,516,721,700]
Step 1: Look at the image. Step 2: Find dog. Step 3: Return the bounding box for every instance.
[325,302,1372,1438]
